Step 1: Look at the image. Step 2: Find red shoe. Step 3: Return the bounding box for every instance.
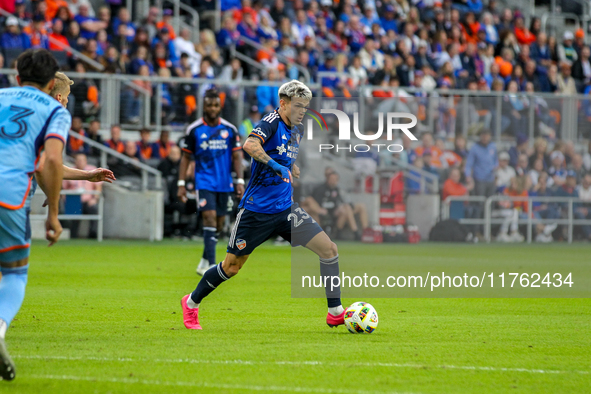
[181,294,202,330]
[326,310,346,328]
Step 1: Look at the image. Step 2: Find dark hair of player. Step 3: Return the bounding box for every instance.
[204,88,220,100]
[16,49,59,87]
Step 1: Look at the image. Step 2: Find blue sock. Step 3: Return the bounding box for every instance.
[203,227,217,266]
[190,263,229,304]
[320,255,342,308]
[0,265,29,329]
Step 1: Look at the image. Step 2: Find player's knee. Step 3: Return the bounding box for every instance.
[319,241,338,259]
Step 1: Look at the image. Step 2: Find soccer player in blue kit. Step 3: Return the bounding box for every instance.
[0,49,71,381]
[181,80,345,330]
[178,89,244,276]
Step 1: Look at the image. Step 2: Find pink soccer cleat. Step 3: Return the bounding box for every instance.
[181,294,202,330]
[326,310,346,328]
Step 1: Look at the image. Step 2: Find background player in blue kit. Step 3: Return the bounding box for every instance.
[178,89,244,276]
[181,80,345,330]
[0,49,71,381]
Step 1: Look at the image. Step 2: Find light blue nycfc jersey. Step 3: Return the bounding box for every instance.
[0,86,71,210]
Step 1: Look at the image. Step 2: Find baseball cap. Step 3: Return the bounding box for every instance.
[33,14,45,22]
[551,150,565,162]
[499,151,510,160]
[564,31,574,41]
[567,169,577,178]
[163,9,173,16]
[15,0,25,5]
[576,28,584,39]
[385,5,395,12]
[6,16,18,27]
[160,27,170,34]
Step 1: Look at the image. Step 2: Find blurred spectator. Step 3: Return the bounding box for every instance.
[49,18,70,53]
[557,63,577,95]
[530,32,551,68]
[86,119,103,157]
[583,141,591,171]
[158,145,184,236]
[558,31,578,66]
[495,176,527,242]
[568,154,585,184]
[25,14,49,49]
[548,150,567,187]
[508,133,529,168]
[515,153,529,176]
[1,16,31,51]
[257,68,280,113]
[112,7,135,42]
[453,135,468,159]
[68,117,88,155]
[238,105,262,140]
[62,153,101,238]
[174,28,201,75]
[411,132,443,168]
[530,172,559,242]
[136,129,158,160]
[70,62,100,119]
[529,137,550,169]
[156,9,176,39]
[442,167,471,201]
[108,140,144,177]
[465,129,497,197]
[75,4,107,40]
[104,124,125,153]
[496,151,516,191]
[572,46,591,89]
[309,170,368,239]
[575,173,591,241]
[153,130,175,159]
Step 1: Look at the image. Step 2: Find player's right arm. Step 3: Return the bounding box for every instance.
[244,136,291,183]
[41,138,64,246]
[41,107,71,246]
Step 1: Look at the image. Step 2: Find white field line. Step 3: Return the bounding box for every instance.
[26,374,413,394]
[14,355,590,375]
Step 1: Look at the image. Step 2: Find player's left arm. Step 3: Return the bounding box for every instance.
[62,166,116,183]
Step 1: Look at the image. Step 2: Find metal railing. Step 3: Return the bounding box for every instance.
[441,195,591,244]
[31,189,104,242]
[68,130,162,191]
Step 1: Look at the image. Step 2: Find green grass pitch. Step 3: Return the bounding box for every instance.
[1,241,590,393]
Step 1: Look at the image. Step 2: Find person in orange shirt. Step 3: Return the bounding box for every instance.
[496,176,528,242]
[442,167,471,201]
[45,0,69,20]
[514,16,535,46]
[156,9,176,39]
[413,132,443,168]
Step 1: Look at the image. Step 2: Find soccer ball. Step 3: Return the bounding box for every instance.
[344,302,378,334]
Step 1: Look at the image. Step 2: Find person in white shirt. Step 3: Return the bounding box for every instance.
[174,27,202,75]
[347,55,368,88]
[496,152,516,191]
[575,173,591,240]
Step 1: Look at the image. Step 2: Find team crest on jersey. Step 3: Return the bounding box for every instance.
[236,239,247,250]
[199,198,207,208]
[221,130,229,139]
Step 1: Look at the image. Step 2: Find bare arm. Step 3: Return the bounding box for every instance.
[243,136,272,164]
[63,166,116,183]
[177,151,192,203]
[40,139,64,246]
[232,149,244,198]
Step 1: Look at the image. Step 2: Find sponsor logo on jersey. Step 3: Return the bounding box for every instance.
[236,239,247,250]
[252,127,266,138]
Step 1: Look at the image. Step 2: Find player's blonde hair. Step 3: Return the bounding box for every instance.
[50,72,74,97]
[278,80,312,101]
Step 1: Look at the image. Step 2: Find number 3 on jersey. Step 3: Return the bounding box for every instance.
[0,105,34,139]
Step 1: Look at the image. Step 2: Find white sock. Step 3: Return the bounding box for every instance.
[186,297,199,309]
[0,319,7,339]
[328,306,344,316]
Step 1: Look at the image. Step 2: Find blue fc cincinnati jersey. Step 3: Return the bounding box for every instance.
[240,109,302,214]
[181,117,241,192]
[0,86,71,210]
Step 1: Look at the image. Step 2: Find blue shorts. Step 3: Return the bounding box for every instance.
[227,203,323,256]
[0,202,31,263]
[198,190,231,217]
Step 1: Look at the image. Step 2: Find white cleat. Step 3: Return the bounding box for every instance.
[196,258,211,276]
[509,232,524,243]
